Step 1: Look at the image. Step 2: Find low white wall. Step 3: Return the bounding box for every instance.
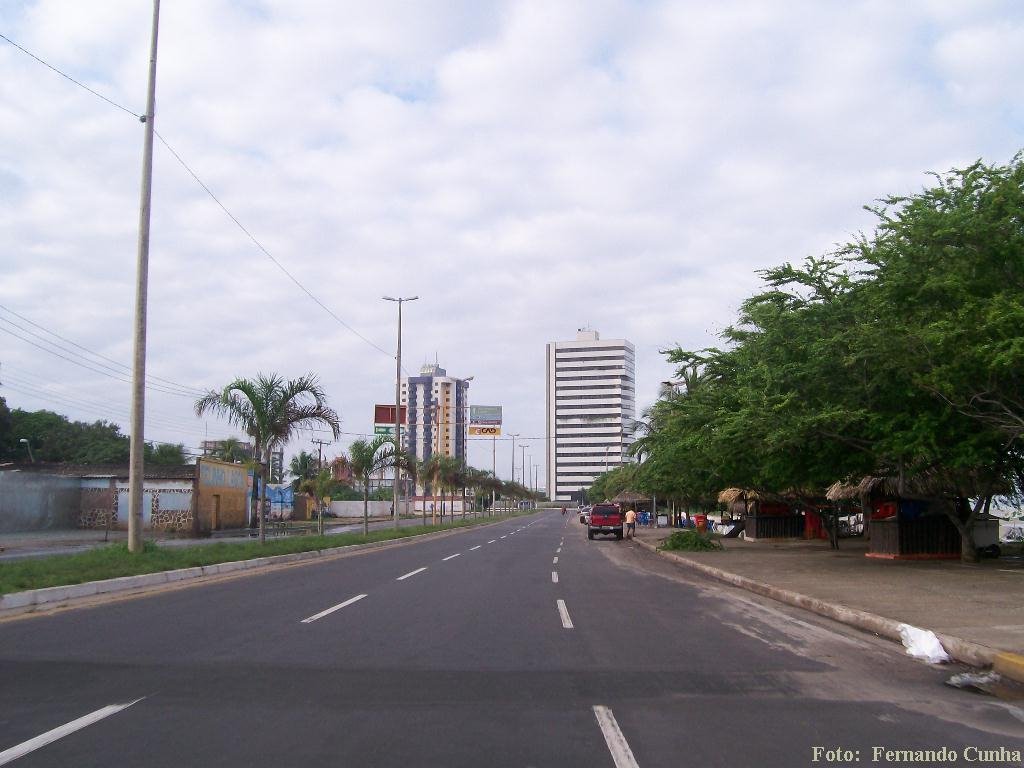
[329,500,393,517]
[412,498,465,513]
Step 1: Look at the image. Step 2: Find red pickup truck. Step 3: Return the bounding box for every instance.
[587,503,623,540]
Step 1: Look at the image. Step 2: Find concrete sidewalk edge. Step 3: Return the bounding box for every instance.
[0,516,520,619]
[632,537,1024,684]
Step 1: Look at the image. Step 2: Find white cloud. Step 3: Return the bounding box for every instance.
[1,0,1022,483]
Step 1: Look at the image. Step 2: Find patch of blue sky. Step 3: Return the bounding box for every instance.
[0,168,26,204]
[372,75,437,105]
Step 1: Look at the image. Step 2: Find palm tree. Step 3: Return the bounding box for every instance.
[300,467,334,535]
[434,455,462,524]
[195,373,340,544]
[210,436,250,463]
[419,454,443,525]
[289,450,318,491]
[348,435,396,535]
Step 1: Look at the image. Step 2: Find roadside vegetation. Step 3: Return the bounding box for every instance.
[591,155,1024,562]
[0,512,534,595]
[659,529,723,552]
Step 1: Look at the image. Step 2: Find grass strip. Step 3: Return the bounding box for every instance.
[0,513,532,595]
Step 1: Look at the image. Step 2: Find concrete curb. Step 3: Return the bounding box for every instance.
[0,517,518,620]
[632,537,1024,682]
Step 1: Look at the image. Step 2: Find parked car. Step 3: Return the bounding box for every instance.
[579,506,591,525]
[587,503,623,540]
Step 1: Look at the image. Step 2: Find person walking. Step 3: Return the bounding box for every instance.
[625,507,637,539]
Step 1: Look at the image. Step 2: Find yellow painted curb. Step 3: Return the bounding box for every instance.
[993,652,1024,685]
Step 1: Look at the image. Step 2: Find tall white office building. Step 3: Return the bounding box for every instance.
[546,329,636,502]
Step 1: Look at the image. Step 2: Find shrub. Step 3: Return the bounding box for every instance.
[659,529,723,552]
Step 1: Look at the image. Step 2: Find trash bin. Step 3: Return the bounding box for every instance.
[694,514,708,532]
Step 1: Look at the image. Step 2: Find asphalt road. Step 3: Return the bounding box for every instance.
[0,510,1022,767]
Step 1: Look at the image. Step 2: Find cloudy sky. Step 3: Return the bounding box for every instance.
[1,0,1022,485]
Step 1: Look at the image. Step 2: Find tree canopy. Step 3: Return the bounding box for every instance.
[631,155,1024,560]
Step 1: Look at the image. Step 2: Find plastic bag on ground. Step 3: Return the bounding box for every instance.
[898,623,951,664]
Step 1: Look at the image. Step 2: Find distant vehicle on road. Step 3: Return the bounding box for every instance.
[587,503,623,540]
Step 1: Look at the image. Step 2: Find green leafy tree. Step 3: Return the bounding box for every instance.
[195,373,340,544]
[641,156,1024,561]
[146,442,189,465]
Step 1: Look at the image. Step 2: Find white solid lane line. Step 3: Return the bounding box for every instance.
[396,567,427,581]
[301,594,368,624]
[0,698,146,766]
[469,545,482,551]
[556,599,574,629]
[552,571,559,583]
[593,706,640,768]
[442,553,461,561]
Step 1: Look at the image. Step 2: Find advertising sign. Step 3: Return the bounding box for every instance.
[374,404,407,425]
[470,405,502,425]
[469,425,502,436]
[374,425,395,435]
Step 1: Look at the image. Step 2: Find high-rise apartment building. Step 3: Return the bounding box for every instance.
[402,363,470,494]
[546,329,636,502]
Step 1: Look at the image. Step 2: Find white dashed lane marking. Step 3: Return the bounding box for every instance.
[469,545,481,551]
[301,594,368,624]
[0,699,146,766]
[442,553,461,561]
[593,706,640,768]
[552,571,558,583]
[556,599,574,629]
[396,567,427,581]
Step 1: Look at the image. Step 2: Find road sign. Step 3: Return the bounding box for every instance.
[470,405,502,425]
[469,426,501,436]
[374,425,396,435]
[374,404,407,425]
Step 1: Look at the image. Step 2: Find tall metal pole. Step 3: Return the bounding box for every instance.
[510,433,519,483]
[127,0,161,554]
[491,433,496,516]
[384,296,418,531]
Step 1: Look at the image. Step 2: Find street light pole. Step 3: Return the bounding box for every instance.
[383,295,418,531]
[18,438,34,463]
[509,433,519,484]
[127,0,161,555]
[519,444,529,492]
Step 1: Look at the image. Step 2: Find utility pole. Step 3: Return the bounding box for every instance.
[127,0,161,554]
[491,433,496,516]
[312,439,330,471]
[383,296,418,530]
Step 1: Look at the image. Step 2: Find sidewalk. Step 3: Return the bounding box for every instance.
[630,524,1024,680]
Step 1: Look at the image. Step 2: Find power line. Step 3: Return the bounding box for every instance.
[0,32,141,118]
[0,368,203,433]
[0,324,193,398]
[0,31,397,365]
[0,303,205,395]
[153,132,394,360]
